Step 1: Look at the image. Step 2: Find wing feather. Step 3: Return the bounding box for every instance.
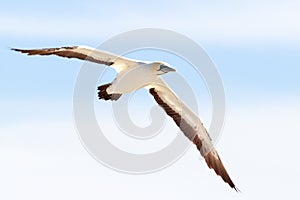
[148,81,238,191]
[11,46,140,72]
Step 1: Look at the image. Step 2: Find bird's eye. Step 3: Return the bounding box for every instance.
[158,64,165,71]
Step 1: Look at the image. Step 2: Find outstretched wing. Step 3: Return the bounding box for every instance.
[11,46,141,72]
[147,80,238,191]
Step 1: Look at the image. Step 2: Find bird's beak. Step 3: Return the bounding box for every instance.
[160,66,176,73]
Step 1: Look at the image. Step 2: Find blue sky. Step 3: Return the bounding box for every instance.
[1,1,300,200]
[1,0,300,101]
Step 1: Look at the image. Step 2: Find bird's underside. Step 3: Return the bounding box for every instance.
[12,45,238,191]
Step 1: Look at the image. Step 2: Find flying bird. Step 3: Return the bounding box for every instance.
[12,46,238,191]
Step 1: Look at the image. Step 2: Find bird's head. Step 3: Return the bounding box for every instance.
[152,62,176,75]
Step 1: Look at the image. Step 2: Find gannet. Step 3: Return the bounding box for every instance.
[12,46,238,191]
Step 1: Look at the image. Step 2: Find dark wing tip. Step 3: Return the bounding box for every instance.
[204,152,239,191]
[235,187,241,193]
[11,48,24,52]
[11,48,45,55]
[11,48,40,56]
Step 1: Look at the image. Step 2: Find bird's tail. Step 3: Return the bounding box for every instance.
[97,83,122,101]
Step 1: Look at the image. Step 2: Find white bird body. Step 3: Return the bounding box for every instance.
[107,63,159,94]
[12,45,238,191]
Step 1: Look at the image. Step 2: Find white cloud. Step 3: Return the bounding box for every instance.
[1,1,300,44]
[1,100,300,199]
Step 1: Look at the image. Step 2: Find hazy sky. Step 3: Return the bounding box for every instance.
[1,1,300,200]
